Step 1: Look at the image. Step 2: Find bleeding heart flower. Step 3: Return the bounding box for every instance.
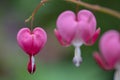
[54,9,100,67]
[17,27,47,74]
[93,30,120,80]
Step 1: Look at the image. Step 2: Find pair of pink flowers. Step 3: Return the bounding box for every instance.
[17,9,100,73]
[17,9,119,80]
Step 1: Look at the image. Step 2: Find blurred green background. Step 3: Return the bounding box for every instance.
[0,0,119,80]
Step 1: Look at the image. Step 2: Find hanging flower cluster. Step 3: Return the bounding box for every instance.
[93,30,120,80]
[16,2,119,80]
[17,27,47,74]
[54,9,100,67]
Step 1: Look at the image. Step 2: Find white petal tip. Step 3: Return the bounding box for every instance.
[75,63,80,67]
[114,70,120,80]
[73,57,82,67]
[31,56,35,72]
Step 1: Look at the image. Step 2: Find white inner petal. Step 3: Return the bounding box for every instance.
[72,40,83,67]
[114,70,120,80]
[72,40,83,47]
[31,56,35,73]
[114,63,120,80]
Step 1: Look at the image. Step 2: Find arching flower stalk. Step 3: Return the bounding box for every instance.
[17,27,47,74]
[54,9,100,67]
[93,30,120,80]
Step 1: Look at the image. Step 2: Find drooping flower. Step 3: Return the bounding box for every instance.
[54,9,100,67]
[17,27,47,74]
[93,30,120,80]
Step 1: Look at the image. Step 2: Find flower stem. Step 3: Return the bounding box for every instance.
[25,0,48,30]
[66,0,120,19]
[75,0,80,13]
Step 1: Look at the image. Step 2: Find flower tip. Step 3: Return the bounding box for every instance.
[27,56,36,74]
[93,52,113,70]
[96,27,101,35]
[27,63,36,74]
[93,52,106,69]
[90,27,101,45]
[93,52,100,61]
[73,57,82,67]
[83,27,101,46]
[75,63,80,67]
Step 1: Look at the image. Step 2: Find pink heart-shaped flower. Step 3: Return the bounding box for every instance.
[17,27,47,74]
[93,30,120,80]
[55,9,100,46]
[17,27,47,56]
[54,9,100,67]
[93,30,120,70]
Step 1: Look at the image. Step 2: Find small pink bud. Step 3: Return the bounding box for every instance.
[54,9,100,67]
[93,30,120,80]
[17,27,47,74]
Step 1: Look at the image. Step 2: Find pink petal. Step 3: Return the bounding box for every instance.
[17,28,33,55]
[93,52,113,70]
[76,21,91,43]
[54,29,70,47]
[91,28,101,44]
[85,27,101,45]
[77,10,96,35]
[32,27,47,54]
[100,30,120,68]
[56,10,77,44]
[75,10,98,44]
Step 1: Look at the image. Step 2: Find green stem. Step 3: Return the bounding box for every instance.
[25,0,48,30]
